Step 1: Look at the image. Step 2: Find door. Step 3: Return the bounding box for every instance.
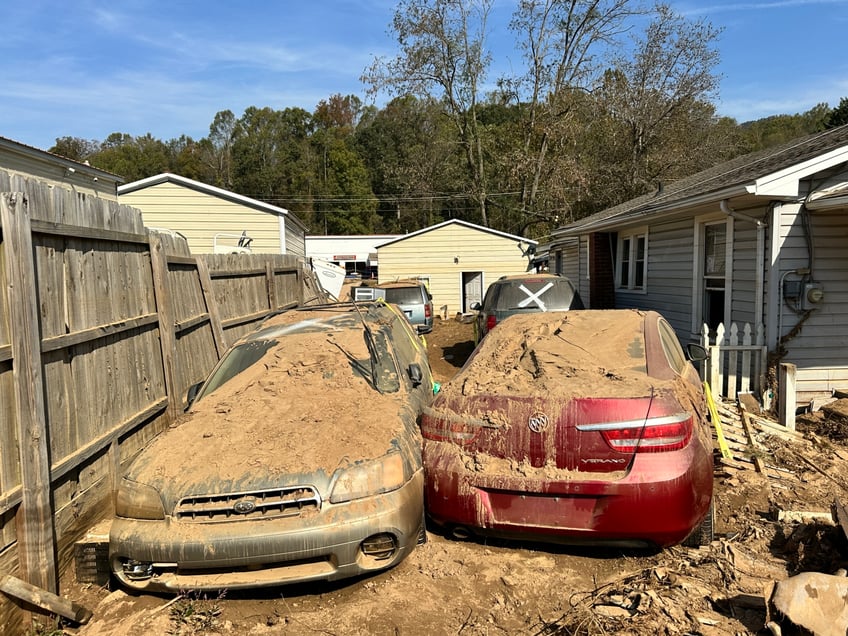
[462,271,483,312]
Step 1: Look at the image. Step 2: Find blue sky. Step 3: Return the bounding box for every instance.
[2,0,847,151]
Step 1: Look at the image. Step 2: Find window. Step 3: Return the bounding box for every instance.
[702,222,727,331]
[691,216,732,335]
[658,318,688,375]
[617,230,647,290]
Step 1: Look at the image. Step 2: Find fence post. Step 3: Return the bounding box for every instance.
[266,262,278,312]
[779,363,797,431]
[195,257,227,357]
[148,233,180,420]
[0,192,58,594]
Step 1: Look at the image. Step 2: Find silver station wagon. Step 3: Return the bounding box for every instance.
[110,302,435,592]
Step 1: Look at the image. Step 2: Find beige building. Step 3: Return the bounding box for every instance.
[0,136,122,199]
[118,173,307,256]
[376,219,537,315]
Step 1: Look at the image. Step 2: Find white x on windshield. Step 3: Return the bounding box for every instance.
[517,282,554,310]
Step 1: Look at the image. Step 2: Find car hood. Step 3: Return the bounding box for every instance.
[125,364,418,507]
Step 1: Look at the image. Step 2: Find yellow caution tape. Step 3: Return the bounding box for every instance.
[704,381,731,459]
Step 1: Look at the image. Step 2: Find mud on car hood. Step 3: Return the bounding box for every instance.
[124,329,422,513]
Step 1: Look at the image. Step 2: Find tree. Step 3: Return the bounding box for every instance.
[49,137,100,162]
[355,95,461,231]
[827,97,848,129]
[502,0,644,231]
[230,106,314,204]
[594,2,723,199]
[363,0,494,225]
[89,133,171,181]
[203,110,240,188]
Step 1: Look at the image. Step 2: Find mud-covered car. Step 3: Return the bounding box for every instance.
[110,302,435,592]
[472,273,583,342]
[423,310,714,549]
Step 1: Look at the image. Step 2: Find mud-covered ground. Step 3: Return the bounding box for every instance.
[61,315,848,636]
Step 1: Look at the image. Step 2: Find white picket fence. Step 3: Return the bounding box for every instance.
[700,322,767,401]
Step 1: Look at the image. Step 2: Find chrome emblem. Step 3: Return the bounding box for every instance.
[232,498,257,514]
[528,412,549,433]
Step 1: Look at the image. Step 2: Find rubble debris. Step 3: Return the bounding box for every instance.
[771,571,848,636]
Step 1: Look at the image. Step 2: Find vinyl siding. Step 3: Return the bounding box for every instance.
[729,221,759,327]
[775,204,848,399]
[119,182,285,254]
[0,147,119,199]
[616,219,694,337]
[377,224,532,314]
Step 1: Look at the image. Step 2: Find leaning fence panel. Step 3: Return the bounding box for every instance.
[701,321,766,402]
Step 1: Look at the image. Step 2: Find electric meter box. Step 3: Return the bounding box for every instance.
[802,283,824,310]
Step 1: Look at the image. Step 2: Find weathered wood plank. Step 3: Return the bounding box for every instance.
[196,258,226,357]
[49,398,168,485]
[30,220,147,245]
[148,233,179,420]
[41,313,158,353]
[1,191,58,593]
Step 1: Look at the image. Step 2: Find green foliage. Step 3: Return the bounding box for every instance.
[826,97,848,129]
[737,103,831,152]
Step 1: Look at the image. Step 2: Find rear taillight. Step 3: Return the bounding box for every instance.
[421,409,485,445]
[578,413,693,453]
[425,303,431,319]
[486,315,497,331]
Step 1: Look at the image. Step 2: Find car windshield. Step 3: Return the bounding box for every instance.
[383,287,423,305]
[495,279,578,311]
[199,339,277,398]
[197,322,400,402]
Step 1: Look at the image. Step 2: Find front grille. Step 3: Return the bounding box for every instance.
[175,486,320,523]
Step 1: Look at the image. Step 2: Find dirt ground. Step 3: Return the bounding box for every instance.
[59,315,848,636]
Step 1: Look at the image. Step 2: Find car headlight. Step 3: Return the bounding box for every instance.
[115,478,166,520]
[329,453,407,504]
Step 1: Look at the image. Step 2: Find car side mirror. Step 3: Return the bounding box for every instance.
[408,363,423,387]
[185,381,204,411]
[686,343,709,362]
[470,301,482,311]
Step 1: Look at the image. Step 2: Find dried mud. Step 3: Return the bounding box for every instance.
[66,316,848,636]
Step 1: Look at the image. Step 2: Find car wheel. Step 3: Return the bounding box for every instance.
[683,499,715,548]
[417,510,428,545]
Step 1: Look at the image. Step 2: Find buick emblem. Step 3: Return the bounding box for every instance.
[528,412,549,433]
[232,497,257,514]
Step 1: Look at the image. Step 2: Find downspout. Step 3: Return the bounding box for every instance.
[720,200,764,328]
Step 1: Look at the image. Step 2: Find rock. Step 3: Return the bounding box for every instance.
[772,571,848,636]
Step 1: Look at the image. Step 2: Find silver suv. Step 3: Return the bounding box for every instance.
[353,281,434,334]
[473,273,583,342]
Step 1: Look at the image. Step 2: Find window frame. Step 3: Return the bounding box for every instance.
[691,214,733,336]
[615,228,649,293]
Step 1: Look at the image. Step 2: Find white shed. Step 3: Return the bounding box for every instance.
[376,219,537,315]
[118,173,307,256]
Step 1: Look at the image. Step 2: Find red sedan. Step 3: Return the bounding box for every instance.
[422,310,714,549]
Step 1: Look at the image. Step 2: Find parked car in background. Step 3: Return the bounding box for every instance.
[110,301,435,592]
[353,280,434,334]
[422,309,714,549]
[472,273,583,342]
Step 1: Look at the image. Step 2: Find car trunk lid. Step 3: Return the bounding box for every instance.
[422,391,690,474]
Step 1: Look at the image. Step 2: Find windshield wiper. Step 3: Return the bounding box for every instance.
[352,301,382,394]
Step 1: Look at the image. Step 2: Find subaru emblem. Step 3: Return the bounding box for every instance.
[232,498,257,514]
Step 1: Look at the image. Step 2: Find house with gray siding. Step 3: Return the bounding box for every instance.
[546,124,848,406]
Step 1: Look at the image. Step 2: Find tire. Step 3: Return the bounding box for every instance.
[683,499,715,548]
[417,510,428,545]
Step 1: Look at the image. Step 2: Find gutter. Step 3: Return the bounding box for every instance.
[553,184,751,238]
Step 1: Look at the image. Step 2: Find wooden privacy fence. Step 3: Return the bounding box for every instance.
[701,321,767,401]
[0,174,325,630]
